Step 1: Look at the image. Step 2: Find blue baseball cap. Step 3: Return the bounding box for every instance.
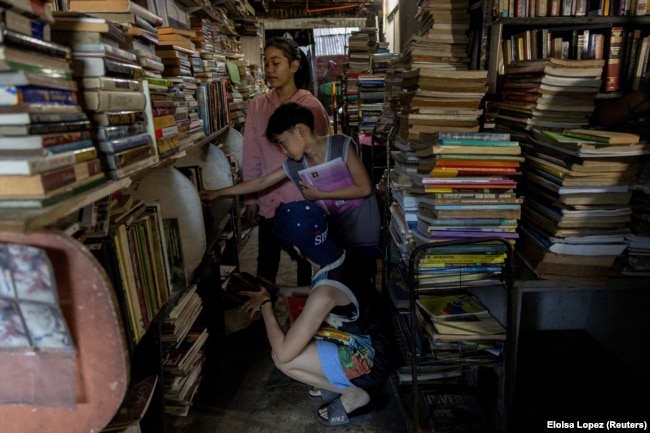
[273,201,343,266]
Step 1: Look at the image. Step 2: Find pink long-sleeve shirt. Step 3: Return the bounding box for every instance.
[242,89,330,218]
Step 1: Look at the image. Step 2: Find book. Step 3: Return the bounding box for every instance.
[100,143,155,170]
[0,110,88,126]
[97,132,152,153]
[0,130,91,151]
[71,56,142,78]
[0,0,54,23]
[92,110,145,126]
[417,294,489,320]
[0,149,78,175]
[80,90,146,112]
[71,43,138,63]
[0,85,78,106]
[81,76,142,92]
[0,27,69,58]
[297,157,364,216]
[603,26,624,92]
[429,313,507,340]
[0,172,106,208]
[0,70,78,91]
[0,119,91,136]
[50,16,114,32]
[162,218,187,291]
[67,0,132,12]
[561,129,641,144]
[0,45,71,74]
[0,164,77,197]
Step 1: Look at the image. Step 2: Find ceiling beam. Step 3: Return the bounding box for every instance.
[262,17,366,29]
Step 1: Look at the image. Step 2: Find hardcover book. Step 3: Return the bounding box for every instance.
[297,157,364,216]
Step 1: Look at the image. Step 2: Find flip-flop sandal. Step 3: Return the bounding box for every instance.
[316,396,376,426]
[308,387,341,402]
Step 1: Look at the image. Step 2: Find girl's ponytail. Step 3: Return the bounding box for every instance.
[294,49,312,90]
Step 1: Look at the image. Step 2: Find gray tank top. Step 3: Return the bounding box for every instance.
[283,134,381,248]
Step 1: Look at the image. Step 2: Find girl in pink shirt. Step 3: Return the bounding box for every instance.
[241,37,330,285]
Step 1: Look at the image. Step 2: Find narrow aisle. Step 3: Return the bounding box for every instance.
[170,227,408,433]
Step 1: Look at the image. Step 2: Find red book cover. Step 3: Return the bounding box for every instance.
[603,26,624,92]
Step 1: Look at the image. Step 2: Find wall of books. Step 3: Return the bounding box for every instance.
[0,0,254,430]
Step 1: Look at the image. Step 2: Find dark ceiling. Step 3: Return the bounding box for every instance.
[247,0,383,19]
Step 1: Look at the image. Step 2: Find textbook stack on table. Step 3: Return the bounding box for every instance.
[0,0,106,209]
[51,13,158,180]
[518,128,650,280]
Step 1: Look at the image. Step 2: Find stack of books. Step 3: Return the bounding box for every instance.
[416,293,506,345]
[625,168,650,276]
[409,0,471,69]
[399,66,487,140]
[0,1,106,209]
[494,58,606,133]
[410,132,522,247]
[412,275,507,364]
[357,74,385,136]
[51,13,159,180]
[172,78,201,151]
[161,286,208,417]
[147,77,183,157]
[345,28,375,73]
[373,57,406,140]
[189,17,218,82]
[519,128,650,279]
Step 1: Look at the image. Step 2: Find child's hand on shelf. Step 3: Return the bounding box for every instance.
[198,189,222,201]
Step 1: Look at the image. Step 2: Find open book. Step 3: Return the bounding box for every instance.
[297,157,364,216]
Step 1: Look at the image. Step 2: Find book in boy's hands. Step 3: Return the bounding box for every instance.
[297,157,364,216]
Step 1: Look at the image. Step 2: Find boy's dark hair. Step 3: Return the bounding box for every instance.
[264,37,312,90]
[265,102,315,143]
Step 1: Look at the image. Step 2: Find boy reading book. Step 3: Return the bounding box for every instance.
[199,102,381,280]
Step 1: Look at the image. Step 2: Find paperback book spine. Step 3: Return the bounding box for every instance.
[97,132,152,153]
[92,111,145,126]
[0,85,78,106]
[0,150,76,175]
[81,90,146,112]
[0,28,69,58]
[82,76,142,92]
[0,165,76,196]
[100,144,155,170]
[92,122,146,140]
[1,9,51,40]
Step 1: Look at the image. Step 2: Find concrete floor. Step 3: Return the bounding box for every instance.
[168,226,408,433]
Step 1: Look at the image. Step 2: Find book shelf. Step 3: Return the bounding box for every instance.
[0,0,250,431]
[475,5,650,430]
[385,235,513,433]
